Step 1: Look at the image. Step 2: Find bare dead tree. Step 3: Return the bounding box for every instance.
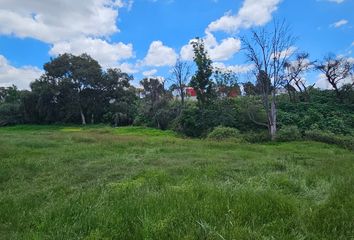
[242,20,295,140]
[315,54,354,100]
[170,59,191,107]
[284,52,314,101]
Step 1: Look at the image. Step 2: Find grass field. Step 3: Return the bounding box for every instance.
[0,125,353,239]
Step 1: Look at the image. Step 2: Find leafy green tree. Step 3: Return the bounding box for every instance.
[0,85,21,103]
[101,68,137,126]
[190,38,216,107]
[136,77,174,129]
[243,82,257,96]
[0,85,29,126]
[28,76,60,123]
[214,69,240,98]
[43,53,102,125]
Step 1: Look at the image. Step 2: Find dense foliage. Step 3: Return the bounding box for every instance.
[207,126,241,141]
[0,51,353,147]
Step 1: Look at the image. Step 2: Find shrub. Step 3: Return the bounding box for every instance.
[207,126,241,141]
[175,105,206,137]
[321,116,349,135]
[0,103,23,126]
[276,125,302,142]
[242,130,270,143]
[305,130,354,151]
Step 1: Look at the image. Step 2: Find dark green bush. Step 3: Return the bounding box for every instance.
[207,126,241,141]
[174,104,205,137]
[0,103,23,126]
[173,98,268,138]
[134,99,178,130]
[323,116,349,135]
[305,130,354,151]
[242,130,270,143]
[276,125,302,142]
[277,89,354,135]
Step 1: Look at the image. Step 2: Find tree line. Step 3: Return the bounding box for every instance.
[1,22,353,141]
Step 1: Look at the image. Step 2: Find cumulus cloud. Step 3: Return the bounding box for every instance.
[49,38,134,68]
[180,44,195,62]
[116,62,138,74]
[209,38,241,61]
[0,55,43,89]
[0,0,130,43]
[143,41,178,67]
[180,32,241,61]
[0,0,135,69]
[330,19,348,28]
[207,0,282,33]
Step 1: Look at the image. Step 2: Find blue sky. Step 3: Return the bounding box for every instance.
[0,0,353,89]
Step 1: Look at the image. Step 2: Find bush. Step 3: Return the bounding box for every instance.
[174,104,206,137]
[207,126,241,141]
[0,103,23,126]
[305,130,354,151]
[242,130,270,143]
[276,125,302,142]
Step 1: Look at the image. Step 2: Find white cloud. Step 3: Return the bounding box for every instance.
[0,0,135,69]
[49,38,134,68]
[213,62,254,74]
[180,44,195,62]
[207,0,282,33]
[0,0,130,43]
[180,32,241,61]
[143,41,178,67]
[330,19,348,28]
[142,69,158,77]
[209,37,241,61]
[116,62,138,74]
[0,55,43,89]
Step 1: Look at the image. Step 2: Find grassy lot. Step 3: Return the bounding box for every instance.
[0,125,353,239]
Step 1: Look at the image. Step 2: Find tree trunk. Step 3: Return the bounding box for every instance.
[269,98,277,140]
[180,88,185,106]
[80,108,86,125]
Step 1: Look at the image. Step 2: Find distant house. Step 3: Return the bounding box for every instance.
[217,86,240,98]
[174,86,240,101]
[173,87,197,101]
[185,87,197,100]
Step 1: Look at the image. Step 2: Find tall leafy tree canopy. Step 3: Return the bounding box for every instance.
[190,38,215,107]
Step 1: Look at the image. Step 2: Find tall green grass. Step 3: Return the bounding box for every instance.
[0,126,353,239]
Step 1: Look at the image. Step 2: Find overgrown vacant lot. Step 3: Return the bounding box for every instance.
[0,126,353,239]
